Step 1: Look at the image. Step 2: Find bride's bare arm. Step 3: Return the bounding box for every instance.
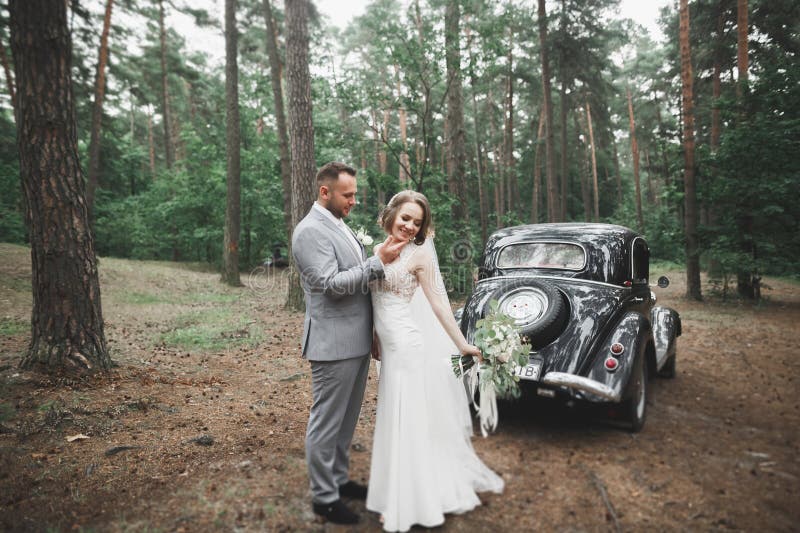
[411,247,481,358]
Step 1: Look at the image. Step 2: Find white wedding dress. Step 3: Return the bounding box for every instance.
[367,240,504,532]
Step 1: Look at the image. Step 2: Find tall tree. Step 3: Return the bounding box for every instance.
[735,0,756,299]
[262,0,292,242]
[222,0,241,286]
[10,0,110,371]
[585,100,599,221]
[680,0,702,300]
[86,0,114,213]
[537,0,558,222]
[285,0,315,310]
[445,0,468,221]
[626,86,644,232]
[157,0,174,169]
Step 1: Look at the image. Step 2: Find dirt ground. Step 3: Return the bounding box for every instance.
[0,242,798,532]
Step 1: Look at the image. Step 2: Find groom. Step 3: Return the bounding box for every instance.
[292,162,403,524]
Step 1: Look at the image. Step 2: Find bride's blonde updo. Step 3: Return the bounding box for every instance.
[378,190,433,245]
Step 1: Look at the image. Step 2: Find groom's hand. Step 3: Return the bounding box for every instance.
[377,236,406,264]
[371,334,381,361]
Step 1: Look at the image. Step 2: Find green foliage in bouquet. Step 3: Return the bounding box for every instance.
[452,300,532,400]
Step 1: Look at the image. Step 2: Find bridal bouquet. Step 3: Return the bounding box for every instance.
[451,300,532,436]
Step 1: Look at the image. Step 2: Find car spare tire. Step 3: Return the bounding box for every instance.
[482,278,568,349]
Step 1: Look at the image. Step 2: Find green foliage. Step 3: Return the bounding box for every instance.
[159,308,263,351]
[0,112,25,244]
[0,317,27,336]
[705,56,800,280]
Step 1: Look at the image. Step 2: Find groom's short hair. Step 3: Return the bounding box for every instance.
[316,162,357,184]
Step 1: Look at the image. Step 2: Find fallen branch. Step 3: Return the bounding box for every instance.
[588,470,621,533]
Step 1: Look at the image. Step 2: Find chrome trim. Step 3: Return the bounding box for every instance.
[541,372,621,402]
[476,274,630,291]
[494,240,588,271]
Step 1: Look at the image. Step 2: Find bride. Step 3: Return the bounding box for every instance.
[367,191,504,532]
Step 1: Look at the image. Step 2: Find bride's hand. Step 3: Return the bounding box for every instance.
[460,344,483,362]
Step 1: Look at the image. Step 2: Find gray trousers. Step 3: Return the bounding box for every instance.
[306,354,370,504]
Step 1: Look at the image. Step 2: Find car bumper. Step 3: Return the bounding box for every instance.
[541,372,621,402]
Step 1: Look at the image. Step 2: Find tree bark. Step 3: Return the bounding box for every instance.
[395,64,411,184]
[262,0,293,243]
[585,100,599,222]
[86,0,114,214]
[285,0,316,310]
[680,0,702,300]
[222,0,241,286]
[538,0,558,222]
[531,107,545,223]
[445,0,468,221]
[157,0,174,169]
[147,109,156,178]
[10,0,110,372]
[559,79,568,221]
[735,0,756,299]
[626,86,644,232]
[575,112,591,222]
[466,23,487,242]
[504,26,516,214]
[612,139,621,205]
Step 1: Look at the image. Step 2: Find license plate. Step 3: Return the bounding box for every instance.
[514,359,542,381]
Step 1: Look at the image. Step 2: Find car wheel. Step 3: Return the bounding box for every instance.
[658,348,676,379]
[484,279,568,349]
[624,355,648,432]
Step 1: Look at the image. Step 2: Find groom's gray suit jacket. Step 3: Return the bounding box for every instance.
[292,207,384,360]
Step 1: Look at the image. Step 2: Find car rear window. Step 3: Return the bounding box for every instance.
[497,242,585,270]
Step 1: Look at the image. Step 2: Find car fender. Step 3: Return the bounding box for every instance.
[651,306,681,372]
[582,312,652,403]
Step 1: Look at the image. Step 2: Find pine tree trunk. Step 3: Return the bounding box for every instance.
[538,0,557,222]
[531,107,545,223]
[626,87,644,232]
[445,0,468,222]
[585,100,599,222]
[735,0,755,299]
[10,0,110,372]
[262,0,292,243]
[680,0,702,300]
[708,0,724,277]
[147,110,155,178]
[466,24,487,243]
[86,0,114,214]
[575,113,591,222]
[285,0,316,311]
[559,79,568,222]
[0,33,17,114]
[395,64,411,184]
[504,28,516,214]
[222,0,241,286]
[157,0,174,169]
[612,139,621,205]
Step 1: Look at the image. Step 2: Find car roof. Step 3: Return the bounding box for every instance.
[486,223,639,246]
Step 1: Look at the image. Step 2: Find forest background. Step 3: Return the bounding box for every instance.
[1,0,798,304]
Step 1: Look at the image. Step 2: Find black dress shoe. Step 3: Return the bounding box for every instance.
[312,499,359,524]
[339,480,368,500]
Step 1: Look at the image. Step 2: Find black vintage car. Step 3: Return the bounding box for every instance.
[458,223,681,431]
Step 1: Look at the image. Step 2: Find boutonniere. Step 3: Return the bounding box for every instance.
[355,227,374,247]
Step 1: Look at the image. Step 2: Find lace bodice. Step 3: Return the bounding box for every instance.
[371,242,420,302]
